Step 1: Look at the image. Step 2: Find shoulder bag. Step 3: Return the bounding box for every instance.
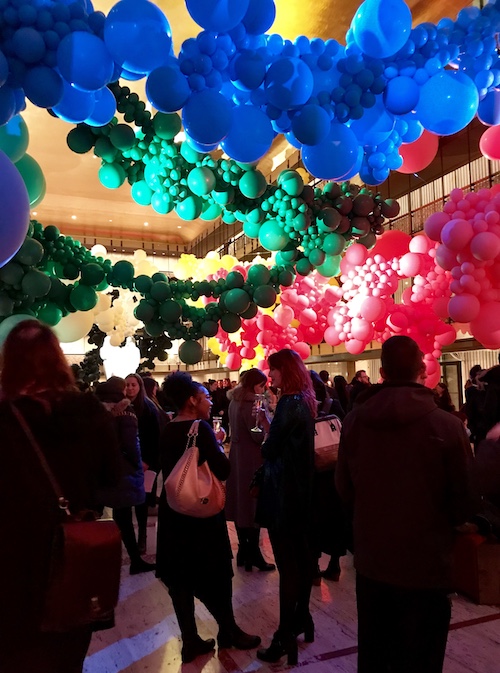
[165,420,226,518]
[11,403,122,633]
[314,414,342,472]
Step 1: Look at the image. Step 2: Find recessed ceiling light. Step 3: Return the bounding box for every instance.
[153,251,156,255]
[162,252,166,256]
[144,222,149,227]
[32,211,37,216]
[109,219,112,222]
[177,225,182,229]
[71,215,77,220]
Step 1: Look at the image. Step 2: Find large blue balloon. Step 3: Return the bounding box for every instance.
[23,65,64,108]
[350,95,395,146]
[265,57,314,110]
[182,90,233,145]
[104,0,172,75]
[0,151,30,269]
[416,70,479,136]
[57,32,114,92]
[242,0,276,35]
[229,51,266,91]
[291,104,331,145]
[186,0,250,32]
[352,0,412,59]
[221,105,274,162]
[85,87,117,126]
[146,65,191,112]
[383,75,420,115]
[301,123,360,180]
[52,80,95,123]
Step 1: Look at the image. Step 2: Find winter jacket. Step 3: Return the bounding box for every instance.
[336,382,472,590]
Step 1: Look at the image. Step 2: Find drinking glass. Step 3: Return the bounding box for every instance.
[212,416,222,433]
[251,394,265,433]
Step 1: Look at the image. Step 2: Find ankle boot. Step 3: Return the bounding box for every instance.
[245,528,276,571]
[294,612,315,642]
[257,632,298,665]
[218,624,261,650]
[320,557,341,581]
[181,636,215,663]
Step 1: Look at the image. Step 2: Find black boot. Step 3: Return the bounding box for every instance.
[293,611,315,642]
[170,587,214,663]
[181,637,215,663]
[257,631,298,665]
[320,556,341,581]
[218,625,261,650]
[235,526,249,567]
[245,528,276,572]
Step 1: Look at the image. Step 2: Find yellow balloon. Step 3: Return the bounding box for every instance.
[219,351,227,365]
[291,318,300,328]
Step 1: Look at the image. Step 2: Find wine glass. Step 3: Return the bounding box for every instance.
[212,416,222,433]
[251,394,265,433]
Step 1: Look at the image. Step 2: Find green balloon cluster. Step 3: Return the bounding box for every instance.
[66,84,400,278]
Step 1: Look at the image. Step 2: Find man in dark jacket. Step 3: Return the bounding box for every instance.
[336,336,472,673]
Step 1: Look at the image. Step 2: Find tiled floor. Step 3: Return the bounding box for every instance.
[85,519,500,672]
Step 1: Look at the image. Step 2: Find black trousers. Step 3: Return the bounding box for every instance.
[113,506,141,563]
[356,573,451,673]
[268,527,315,636]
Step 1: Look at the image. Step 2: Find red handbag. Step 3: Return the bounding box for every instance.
[11,404,122,633]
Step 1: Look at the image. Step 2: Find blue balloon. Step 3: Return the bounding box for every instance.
[52,80,95,123]
[85,87,117,126]
[221,105,274,162]
[146,65,191,112]
[229,50,266,91]
[0,51,8,87]
[186,0,250,32]
[265,57,314,110]
[292,103,331,145]
[301,122,360,180]
[400,111,423,143]
[416,70,478,136]
[23,65,64,108]
[104,0,172,75]
[57,32,114,92]
[350,96,395,146]
[12,27,46,64]
[285,130,302,149]
[242,0,276,35]
[352,0,412,59]
[477,89,500,127]
[182,89,233,145]
[0,86,16,126]
[185,134,219,152]
[120,68,144,81]
[0,150,30,269]
[383,75,420,115]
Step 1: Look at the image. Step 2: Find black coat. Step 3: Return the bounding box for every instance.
[0,392,120,644]
[132,396,160,472]
[156,419,232,589]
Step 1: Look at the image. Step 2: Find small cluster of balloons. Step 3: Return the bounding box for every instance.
[1,0,500,191]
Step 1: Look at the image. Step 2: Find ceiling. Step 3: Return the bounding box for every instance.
[23,0,471,254]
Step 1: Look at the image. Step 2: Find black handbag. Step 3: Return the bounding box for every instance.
[11,403,122,633]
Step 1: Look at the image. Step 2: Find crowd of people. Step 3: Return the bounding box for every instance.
[1,320,499,673]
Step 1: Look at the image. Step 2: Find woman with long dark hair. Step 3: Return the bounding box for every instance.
[0,321,120,673]
[156,372,260,664]
[225,368,275,572]
[255,349,316,665]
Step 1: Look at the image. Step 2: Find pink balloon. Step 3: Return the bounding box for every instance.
[294,341,311,360]
[226,353,242,370]
[360,296,387,322]
[324,326,342,346]
[424,366,441,389]
[398,130,439,174]
[424,212,450,241]
[409,234,432,254]
[435,244,457,270]
[441,219,474,251]
[432,296,450,319]
[350,317,374,341]
[480,126,500,161]
[344,243,369,266]
[399,252,423,277]
[470,301,500,348]
[470,231,500,261]
[274,304,294,327]
[434,324,456,346]
[345,338,366,355]
[387,311,409,332]
[299,308,317,326]
[240,346,256,359]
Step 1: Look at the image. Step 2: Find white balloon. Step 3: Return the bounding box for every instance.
[91,244,107,257]
[53,310,94,343]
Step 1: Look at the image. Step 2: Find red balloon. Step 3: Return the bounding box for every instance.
[370,229,411,260]
[479,125,500,161]
[397,130,439,174]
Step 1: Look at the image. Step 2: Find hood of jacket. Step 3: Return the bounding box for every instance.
[101,398,133,417]
[352,381,438,427]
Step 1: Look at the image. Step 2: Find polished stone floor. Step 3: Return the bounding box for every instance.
[84,519,500,673]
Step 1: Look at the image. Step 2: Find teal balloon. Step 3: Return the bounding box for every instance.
[0,314,36,348]
[278,169,304,197]
[151,190,174,215]
[153,112,182,139]
[178,339,203,364]
[175,195,203,220]
[323,232,346,255]
[109,124,136,151]
[160,299,182,322]
[295,257,313,275]
[15,154,46,207]
[258,219,289,251]
[316,254,341,277]
[0,115,29,163]
[99,163,127,189]
[187,166,216,196]
[309,248,325,266]
[239,170,267,199]
[201,201,222,221]
[21,269,51,298]
[225,288,251,314]
[253,284,277,308]
[247,264,270,286]
[225,271,244,289]
[131,180,153,206]
[70,284,98,311]
[243,220,261,238]
[212,187,235,205]
[14,237,44,265]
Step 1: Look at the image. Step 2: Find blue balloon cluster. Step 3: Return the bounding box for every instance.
[3,0,500,187]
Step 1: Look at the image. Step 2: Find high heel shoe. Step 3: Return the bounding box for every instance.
[244,550,276,572]
[294,613,315,643]
[257,632,298,665]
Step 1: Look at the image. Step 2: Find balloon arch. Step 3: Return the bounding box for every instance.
[2,0,500,379]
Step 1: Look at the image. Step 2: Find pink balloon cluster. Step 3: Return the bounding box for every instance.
[424,185,500,348]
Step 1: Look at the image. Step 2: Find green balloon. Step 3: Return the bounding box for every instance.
[351,216,371,238]
[309,248,326,267]
[37,302,63,326]
[14,237,44,265]
[295,258,313,276]
[15,154,45,207]
[134,300,155,322]
[316,207,342,233]
[144,319,166,337]
[21,269,51,297]
[238,170,267,199]
[0,314,36,348]
[358,231,377,249]
[150,281,171,302]
[200,201,222,221]
[323,232,346,256]
[70,284,98,311]
[253,285,277,308]
[180,141,203,164]
[225,288,250,314]
[220,313,241,333]
[80,263,105,286]
[99,163,126,189]
[247,264,270,286]
[317,254,341,278]
[278,169,304,197]
[243,220,261,238]
[178,340,203,365]
[134,275,153,294]
[153,112,182,140]
[278,269,295,286]
[0,292,14,317]
[109,124,136,151]
[175,195,203,221]
[44,225,60,241]
[67,126,95,154]
[112,260,135,284]
[225,271,244,289]
[201,320,219,337]
[0,115,29,163]
[258,220,289,251]
[381,199,400,218]
[240,302,258,319]
[188,166,216,196]
[159,299,182,322]
[94,137,118,162]
[131,180,153,206]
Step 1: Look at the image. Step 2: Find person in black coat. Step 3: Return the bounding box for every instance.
[125,373,160,553]
[156,372,260,664]
[0,320,121,673]
[96,377,155,576]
